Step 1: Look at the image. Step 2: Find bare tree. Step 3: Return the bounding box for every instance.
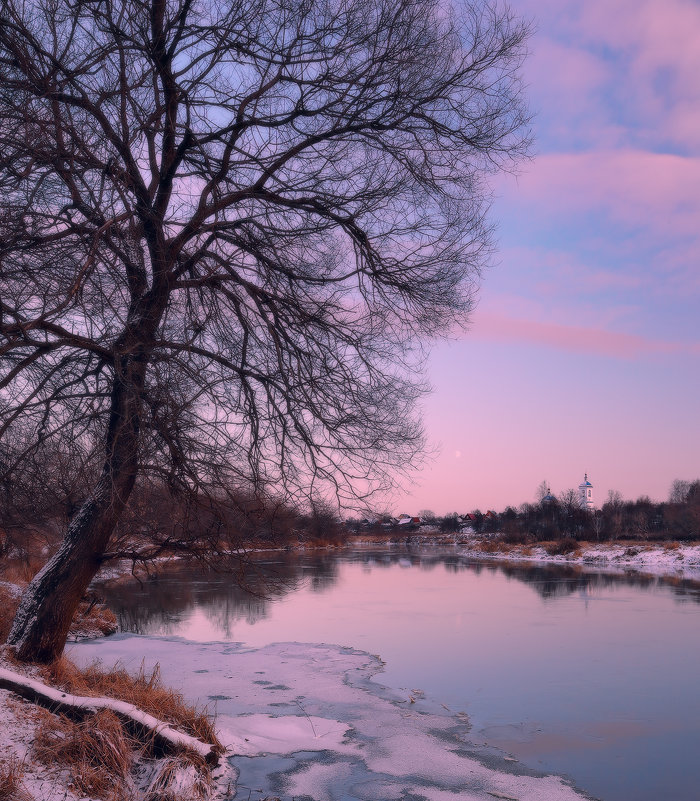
[602,490,623,541]
[669,479,692,505]
[535,480,550,503]
[0,0,530,661]
[558,488,579,514]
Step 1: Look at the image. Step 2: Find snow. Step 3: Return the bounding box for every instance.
[0,580,23,598]
[69,635,590,801]
[220,712,350,756]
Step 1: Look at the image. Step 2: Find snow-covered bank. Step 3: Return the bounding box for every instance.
[69,635,594,801]
[455,541,700,580]
[0,645,235,801]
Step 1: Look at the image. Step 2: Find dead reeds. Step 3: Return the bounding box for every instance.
[30,657,223,801]
[42,658,222,750]
[0,586,21,644]
[33,707,134,800]
[0,755,29,801]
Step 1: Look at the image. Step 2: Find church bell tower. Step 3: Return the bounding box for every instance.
[578,473,594,511]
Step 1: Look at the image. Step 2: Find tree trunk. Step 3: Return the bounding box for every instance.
[7,346,148,663]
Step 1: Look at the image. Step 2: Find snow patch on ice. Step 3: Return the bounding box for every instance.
[218,713,350,756]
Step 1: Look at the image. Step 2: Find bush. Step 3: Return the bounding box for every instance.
[544,538,579,556]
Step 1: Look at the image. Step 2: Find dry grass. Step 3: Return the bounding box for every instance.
[0,557,42,585]
[0,586,21,644]
[32,659,222,801]
[472,539,504,553]
[43,658,222,750]
[1,654,221,801]
[33,707,134,800]
[143,755,213,801]
[0,755,30,801]
[544,538,579,556]
[70,598,119,638]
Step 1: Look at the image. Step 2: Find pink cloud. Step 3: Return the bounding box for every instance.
[526,37,609,113]
[500,150,700,251]
[469,312,700,358]
[498,245,647,293]
[515,0,700,148]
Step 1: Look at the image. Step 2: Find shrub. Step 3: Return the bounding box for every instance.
[544,538,579,556]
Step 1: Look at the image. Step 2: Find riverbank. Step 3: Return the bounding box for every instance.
[0,577,234,801]
[340,533,700,581]
[1,583,595,801]
[452,539,700,580]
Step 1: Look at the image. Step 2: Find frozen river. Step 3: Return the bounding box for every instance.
[72,547,700,801]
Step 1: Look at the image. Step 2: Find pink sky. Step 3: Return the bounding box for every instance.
[394,0,700,514]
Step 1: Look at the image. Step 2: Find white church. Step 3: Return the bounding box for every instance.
[542,473,595,510]
[578,473,594,511]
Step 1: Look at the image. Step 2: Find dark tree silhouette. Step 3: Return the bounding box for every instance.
[0,0,530,661]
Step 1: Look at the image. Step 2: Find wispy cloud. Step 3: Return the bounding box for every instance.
[470,312,700,359]
[509,150,700,233]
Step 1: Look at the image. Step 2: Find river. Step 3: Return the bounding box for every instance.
[80,547,700,801]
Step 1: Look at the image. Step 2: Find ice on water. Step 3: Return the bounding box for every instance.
[69,635,589,801]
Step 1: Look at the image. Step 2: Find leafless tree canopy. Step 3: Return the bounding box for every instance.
[0,0,530,660]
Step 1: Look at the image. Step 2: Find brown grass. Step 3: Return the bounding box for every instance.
[473,539,503,553]
[0,755,30,801]
[143,755,213,801]
[0,586,21,644]
[0,557,42,585]
[71,599,119,638]
[43,658,222,750]
[33,708,134,800]
[544,538,579,556]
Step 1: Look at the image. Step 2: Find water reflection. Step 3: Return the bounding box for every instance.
[97,548,700,638]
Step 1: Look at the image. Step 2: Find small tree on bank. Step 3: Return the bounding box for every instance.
[0,0,530,661]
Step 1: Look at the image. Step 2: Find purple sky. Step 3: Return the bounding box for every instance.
[397,0,700,514]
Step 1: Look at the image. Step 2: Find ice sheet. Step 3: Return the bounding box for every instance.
[69,635,592,801]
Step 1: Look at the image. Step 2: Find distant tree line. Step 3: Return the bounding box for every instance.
[352,479,700,542]
[481,481,700,543]
[3,449,700,570]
